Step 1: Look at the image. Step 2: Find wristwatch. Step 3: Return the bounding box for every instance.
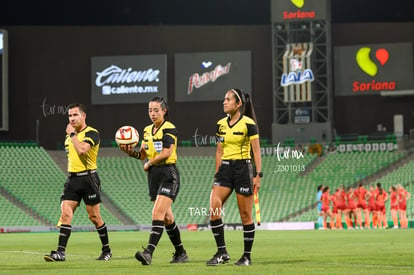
[256,171,263,178]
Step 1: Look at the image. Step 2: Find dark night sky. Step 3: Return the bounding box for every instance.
[1,0,414,26]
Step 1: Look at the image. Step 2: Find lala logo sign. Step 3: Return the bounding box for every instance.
[353,47,396,92]
[283,0,315,20]
[280,58,314,87]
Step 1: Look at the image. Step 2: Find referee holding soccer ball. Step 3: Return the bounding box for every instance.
[119,96,189,265]
[44,103,112,262]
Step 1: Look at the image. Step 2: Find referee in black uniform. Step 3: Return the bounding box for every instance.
[44,103,112,262]
[120,96,189,265]
[206,89,262,266]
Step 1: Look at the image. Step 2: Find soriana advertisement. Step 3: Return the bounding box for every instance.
[334,42,414,96]
[91,55,167,104]
[174,51,251,102]
[271,0,328,22]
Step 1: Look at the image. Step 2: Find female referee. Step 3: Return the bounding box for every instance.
[206,88,262,266]
[119,96,189,265]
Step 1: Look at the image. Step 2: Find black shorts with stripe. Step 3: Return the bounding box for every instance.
[147,164,180,201]
[61,171,102,205]
[214,159,254,195]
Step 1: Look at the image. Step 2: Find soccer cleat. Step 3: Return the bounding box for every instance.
[44,250,65,262]
[206,251,230,266]
[96,250,112,261]
[234,255,251,266]
[170,250,189,263]
[135,248,152,265]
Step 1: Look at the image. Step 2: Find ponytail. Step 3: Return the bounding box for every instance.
[230,88,259,133]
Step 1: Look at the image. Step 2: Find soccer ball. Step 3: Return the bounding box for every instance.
[115,126,139,147]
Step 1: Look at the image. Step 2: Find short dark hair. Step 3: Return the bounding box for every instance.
[68,103,87,114]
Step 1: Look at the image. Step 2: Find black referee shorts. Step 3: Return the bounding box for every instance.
[214,159,254,195]
[61,171,102,205]
[147,164,180,202]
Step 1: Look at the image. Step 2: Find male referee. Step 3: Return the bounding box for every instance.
[44,103,112,262]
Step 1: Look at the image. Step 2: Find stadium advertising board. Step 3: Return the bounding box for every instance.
[187,222,314,231]
[91,55,167,104]
[334,43,414,96]
[174,51,251,102]
[335,142,398,153]
[271,0,328,22]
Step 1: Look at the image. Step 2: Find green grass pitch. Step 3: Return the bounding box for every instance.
[0,230,413,274]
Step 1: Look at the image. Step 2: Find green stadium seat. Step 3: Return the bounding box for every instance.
[1,144,411,227]
[0,144,122,226]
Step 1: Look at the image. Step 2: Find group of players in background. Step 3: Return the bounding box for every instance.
[317,182,411,230]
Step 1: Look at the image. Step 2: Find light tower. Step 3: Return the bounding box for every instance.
[271,0,332,145]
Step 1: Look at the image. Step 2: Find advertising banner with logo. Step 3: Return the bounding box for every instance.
[91,55,167,104]
[174,51,251,102]
[334,42,413,96]
[271,0,328,22]
[280,43,315,103]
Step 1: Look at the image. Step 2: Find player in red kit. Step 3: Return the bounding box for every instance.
[397,183,411,229]
[374,183,388,229]
[354,183,369,229]
[345,186,357,229]
[321,186,334,229]
[389,186,399,229]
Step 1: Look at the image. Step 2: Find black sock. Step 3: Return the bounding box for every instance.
[147,220,164,254]
[96,223,110,252]
[243,223,255,260]
[165,221,184,253]
[57,224,72,252]
[210,219,226,253]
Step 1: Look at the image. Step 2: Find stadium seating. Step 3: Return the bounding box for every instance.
[0,195,43,226]
[98,156,152,224]
[99,154,278,224]
[0,145,122,226]
[0,143,411,227]
[98,155,217,224]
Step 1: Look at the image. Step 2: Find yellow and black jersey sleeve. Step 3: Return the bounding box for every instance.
[162,127,178,148]
[142,121,178,165]
[65,126,100,172]
[216,115,259,160]
[83,129,100,147]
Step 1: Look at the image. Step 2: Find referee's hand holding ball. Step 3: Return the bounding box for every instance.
[119,144,134,155]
